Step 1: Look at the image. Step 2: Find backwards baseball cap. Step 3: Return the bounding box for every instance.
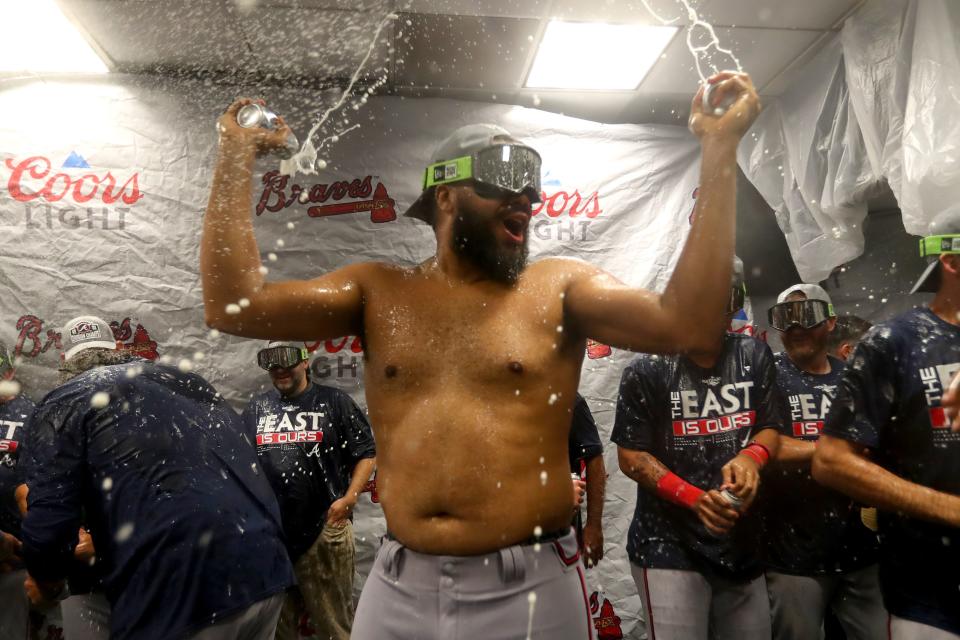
[403,123,542,224]
[257,341,309,370]
[769,284,836,331]
[62,315,118,361]
[910,205,960,294]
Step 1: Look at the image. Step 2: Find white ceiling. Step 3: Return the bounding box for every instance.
[57,0,865,124]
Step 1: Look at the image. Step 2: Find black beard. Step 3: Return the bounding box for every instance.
[451,203,528,284]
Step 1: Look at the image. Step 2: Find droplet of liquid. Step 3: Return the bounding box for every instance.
[115,522,135,543]
[267,253,278,262]
[90,391,110,409]
[225,303,241,315]
[0,380,21,397]
[548,393,558,405]
[540,470,548,485]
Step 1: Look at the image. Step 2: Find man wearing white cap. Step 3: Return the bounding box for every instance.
[0,343,36,639]
[242,341,376,640]
[203,72,761,638]
[20,315,295,640]
[761,285,885,640]
[815,205,960,639]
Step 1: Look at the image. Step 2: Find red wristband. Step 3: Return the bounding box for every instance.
[656,472,704,510]
[741,442,771,468]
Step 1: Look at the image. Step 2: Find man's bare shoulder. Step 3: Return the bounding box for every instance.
[524,256,603,282]
[323,259,430,287]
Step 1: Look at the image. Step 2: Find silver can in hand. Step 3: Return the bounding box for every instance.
[719,488,742,510]
[236,103,300,159]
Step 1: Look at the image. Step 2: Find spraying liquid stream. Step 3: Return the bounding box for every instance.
[280,12,398,177]
[637,0,744,114]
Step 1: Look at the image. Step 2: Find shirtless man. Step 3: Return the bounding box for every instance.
[202,72,760,639]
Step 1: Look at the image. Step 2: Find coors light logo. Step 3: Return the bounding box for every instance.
[4,152,142,230]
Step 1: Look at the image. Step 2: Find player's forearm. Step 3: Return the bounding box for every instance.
[345,457,376,503]
[812,435,960,528]
[15,483,28,517]
[659,137,739,353]
[776,435,816,464]
[584,455,606,526]
[618,448,669,493]
[749,427,780,461]
[201,139,268,329]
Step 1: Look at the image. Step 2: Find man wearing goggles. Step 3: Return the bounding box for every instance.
[615,258,783,639]
[204,72,762,639]
[760,285,885,640]
[816,206,960,639]
[243,342,376,640]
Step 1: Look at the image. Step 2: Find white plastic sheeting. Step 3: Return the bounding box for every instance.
[739,0,960,282]
[0,75,716,639]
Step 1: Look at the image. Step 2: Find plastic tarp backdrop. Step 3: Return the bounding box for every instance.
[738,0,960,283]
[0,75,713,638]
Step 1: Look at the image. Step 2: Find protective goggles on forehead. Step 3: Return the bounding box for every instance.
[919,235,960,257]
[423,144,542,203]
[768,300,834,331]
[728,284,746,314]
[257,346,308,370]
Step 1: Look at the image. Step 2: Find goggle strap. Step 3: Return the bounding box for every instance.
[920,235,960,257]
[423,156,473,189]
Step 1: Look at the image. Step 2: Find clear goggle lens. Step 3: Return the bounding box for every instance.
[257,346,306,370]
[768,300,831,331]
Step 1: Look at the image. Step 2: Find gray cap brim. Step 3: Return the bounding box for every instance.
[910,259,941,294]
[403,190,433,225]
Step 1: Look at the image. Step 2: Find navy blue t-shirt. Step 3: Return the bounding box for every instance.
[612,333,785,580]
[242,382,375,560]
[0,395,34,538]
[21,361,294,640]
[824,307,960,635]
[568,394,603,475]
[762,353,878,575]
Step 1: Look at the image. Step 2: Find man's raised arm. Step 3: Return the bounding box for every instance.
[201,98,367,341]
[565,72,760,355]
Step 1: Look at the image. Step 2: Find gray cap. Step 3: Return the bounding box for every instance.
[776,284,836,316]
[404,123,524,224]
[910,205,960,294]
[62,315,118,361]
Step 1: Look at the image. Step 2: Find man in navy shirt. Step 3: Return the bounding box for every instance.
[0,343,35,639]
[815,207,960,640]
[763,285,885,639]
[568,394,606,567]
[613,259,783,639]
[243,341,376,640]
[21,315,294,640]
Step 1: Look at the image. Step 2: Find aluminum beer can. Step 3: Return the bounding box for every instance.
[236,103,300,159]
[702,82,736,117]
[719,488,742,510]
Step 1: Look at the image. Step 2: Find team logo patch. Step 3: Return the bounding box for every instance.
[69,321,102,342]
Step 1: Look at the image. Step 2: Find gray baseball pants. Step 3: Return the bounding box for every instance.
[630,564,771,640]
[766,564,886,640]
[351,529,595,640]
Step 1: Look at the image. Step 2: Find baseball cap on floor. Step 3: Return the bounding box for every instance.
[403,123,542,225]
[910,205,960,294]
[62,315,118,361]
